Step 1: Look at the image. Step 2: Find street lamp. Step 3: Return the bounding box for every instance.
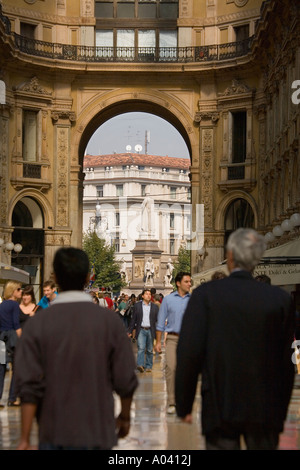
[0,238,23,258]
[264,212,300,244]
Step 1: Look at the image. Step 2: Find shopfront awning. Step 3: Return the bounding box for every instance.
[0,262,30,285]
[254,237,300,286]
[193,237,300,288]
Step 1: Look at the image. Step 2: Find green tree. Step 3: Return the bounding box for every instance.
[83,231,126,292]
[172,244,191,284]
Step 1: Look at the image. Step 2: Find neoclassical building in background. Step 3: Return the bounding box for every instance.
[83,152,191,292]
[0,0,299,297]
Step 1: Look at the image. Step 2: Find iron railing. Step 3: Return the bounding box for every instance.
[0,5,253,64]
[228,164,246,180]
[23,163,41,179]
[13,34,253,63]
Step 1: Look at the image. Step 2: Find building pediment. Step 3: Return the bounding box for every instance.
[13,76,52,102]
[218,79,255,100]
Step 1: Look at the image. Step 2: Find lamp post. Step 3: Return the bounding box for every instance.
[264,212,300,244]
[0,238,23,259]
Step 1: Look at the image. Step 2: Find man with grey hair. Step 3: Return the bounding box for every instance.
[175,228,295,450]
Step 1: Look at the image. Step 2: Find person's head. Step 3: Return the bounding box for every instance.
[150,287,156,295]
[226,228,266,273]
[43,280,57,300]
[21,285,36,304]
[141,288,151,304]
[175,272,192,296]
[3,281,22,301]
[211,271,227,280]
[255,274,271,284]
[53,247,90,291]
[90,292,99,304]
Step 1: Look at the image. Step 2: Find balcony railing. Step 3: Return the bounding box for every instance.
[12,33,253,64]
[23,163,42,179]
[228,164,245,180]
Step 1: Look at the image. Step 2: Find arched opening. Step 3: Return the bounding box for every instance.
[12,197,45,296]
[224,198,254,252]
[80,108,192,295]
[78,101,192,165]
[85,111,190,158]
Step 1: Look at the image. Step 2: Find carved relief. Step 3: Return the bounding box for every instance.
[14,76,52,96]
[55,127,69,227]
[200,128,214,229]
[202,129,213,152]
[179,0,192,18]
[219,79,253,97]
[45,232,71,246]
[81,0,93,17]
[0,116,8,224]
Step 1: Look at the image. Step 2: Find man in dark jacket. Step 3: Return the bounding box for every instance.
[15,247,138,450]
[128,288,159,373]
[175,228,295,450]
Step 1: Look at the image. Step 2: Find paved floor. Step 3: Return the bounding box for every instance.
[0,348,300,450]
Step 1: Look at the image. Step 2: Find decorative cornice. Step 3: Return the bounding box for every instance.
[177,8,260,27]
[2,4,95,26]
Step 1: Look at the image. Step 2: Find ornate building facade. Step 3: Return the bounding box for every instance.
[0,0,299,295]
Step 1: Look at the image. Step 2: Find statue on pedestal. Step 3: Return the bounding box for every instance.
[120,258,128,284]
[164,258,174,287]
[140,192,154,238]
[144,256,154,285]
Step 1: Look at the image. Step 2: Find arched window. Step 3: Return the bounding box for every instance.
[12,197,45,289]
[224,198,254,250]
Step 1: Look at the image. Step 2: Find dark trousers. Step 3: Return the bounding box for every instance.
[206,425,279,450]
[0,363,17,402]
[0,364,5,399]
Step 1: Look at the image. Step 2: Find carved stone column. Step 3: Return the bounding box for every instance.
[193,110,219,272]
[254,102,267,227]
[194,111,219,232]
[0,105,10,229]
[45,110,76,274]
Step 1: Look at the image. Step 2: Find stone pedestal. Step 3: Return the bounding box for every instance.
[130,239,164,294]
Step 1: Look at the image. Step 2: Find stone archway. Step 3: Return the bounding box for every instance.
[70,89,198,267]
[74,92,196,168]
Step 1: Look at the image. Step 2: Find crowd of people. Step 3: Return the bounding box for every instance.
[0,227,297,451]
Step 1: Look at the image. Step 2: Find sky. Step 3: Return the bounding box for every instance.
[85,112,190,159]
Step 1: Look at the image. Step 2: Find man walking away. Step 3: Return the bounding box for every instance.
[176,228,295,450]
[15,247,138,450]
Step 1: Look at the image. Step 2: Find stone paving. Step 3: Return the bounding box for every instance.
[0,350,299,450]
